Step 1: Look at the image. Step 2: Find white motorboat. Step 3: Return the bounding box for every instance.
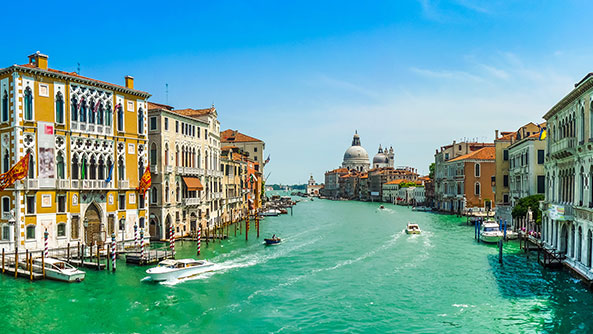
[146,259,215,282]
[480,222,504,243]
[405,223,421,234]
[33,257,86,282]
[260,209,281,217]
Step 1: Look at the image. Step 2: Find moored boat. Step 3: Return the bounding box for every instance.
[260,209,281,216]
[146,259,215,282]
[405,223,421,234]
[480,222,504,243]
[33,258,86,282]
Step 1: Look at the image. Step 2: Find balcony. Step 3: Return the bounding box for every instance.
[150,165,158,174]
[183,197,200,206]
[57,179,70,189]
[549,137,576,159]
[118,180,130,189]
[165,165,173,174]
[175,166,204,176]
[25,179,39,190]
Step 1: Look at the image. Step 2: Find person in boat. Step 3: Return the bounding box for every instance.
[272,234,276,239]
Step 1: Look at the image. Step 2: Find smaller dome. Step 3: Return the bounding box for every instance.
[373,153,389,164]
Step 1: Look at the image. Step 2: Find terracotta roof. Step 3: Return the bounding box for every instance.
[173,107,216,118]
[497,131,517,141]
[148,101,174,111]
[16,63,150,96]
[448,147,495,162]
[221,129,263,143]
[384,179,407,185]
[221,145,239,151]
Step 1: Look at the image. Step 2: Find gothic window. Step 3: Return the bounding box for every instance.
[89,156,97,180]
[175,146,179,166]
[71,97,78,122]
[138,108,144,134]
[88,100,95,124]
[28,151,35,178]
[150,143,157,165]
[176,184,180,202]
[81,156,88,180]
[79,99,87,123]
[2,150,8,173]
[138,161,144,182]
[57,154,65,179]
[165,182,169,203]
[55,92,65,124]
[72,156,79,179]
[98,157,105,180]
[164,144,169,166]
[118,156,125,181]
[117,104,124,131]
[475,182,481,196]
[151,186,157,204]
[105,104,112,127]
[97,103,104,125]
[2,90,8,122]
[24,87,33,121]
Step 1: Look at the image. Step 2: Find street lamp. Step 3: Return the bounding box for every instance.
[8,209,16,251]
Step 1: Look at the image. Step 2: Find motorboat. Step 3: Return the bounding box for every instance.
[279,208,288,214]
[146,259,215,282]
[260,209,281,217]
[412,206,431,212]
[480,222,504,243]
[379,205,385,209]
[264,237,281,245]
[405,223,421,234]
[33,257,86,282]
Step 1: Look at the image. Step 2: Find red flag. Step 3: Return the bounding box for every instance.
[136,166,151,196]
[0,153,30,190]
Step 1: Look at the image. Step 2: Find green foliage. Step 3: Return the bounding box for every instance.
[400,181,421,188]
[511,194,545,224]
[429,163,435,179]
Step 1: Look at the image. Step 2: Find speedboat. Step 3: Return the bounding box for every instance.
[146,259,215,282]
[480,222,504,243]
[379,205,385,209]
[405,223,421,234]
[264,237,281,245]
[260,209,281,217]
[33,257,86,282]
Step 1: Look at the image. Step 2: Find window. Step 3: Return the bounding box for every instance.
[79,99,86,122]
[205,130,208,139]
[537,150,544,164]
[474,163,480,177]
[537,175,545,194]
[24,87,33,121]
[118,157,125,181]
[139,217,145,229]
[2,197,9,216]
[117,104,124,131]
[26,225,35,240]
[88,99,95,124]
[164,117,169,130]
[28,152,35,178]
[149,116,157,131]
[119,194,126,210]
[151,187,158,204]
[105,104,112,127]
[150,144,157,165]
[139,194,145,208]
[57,195,66,213]
[474,182,481,195]
[503,194,509,204]
[1,225,8,241]
[3,150,9,173]
[57,223,66,237]
[254,147,258,152]
[503,149,508,161]
[1,90,8,122]
[97,103,104,125]
[71,97,78,122]
[26,195,35,214]
[72,156,79,179]
[175,120,179,133]
[138,108,144,134]
[197,127,200,138]
[503,175,509,187]
[57,154,65,179]
[71,216,80,239]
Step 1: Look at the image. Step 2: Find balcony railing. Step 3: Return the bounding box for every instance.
[118,180,130,189]
[165,165,173,174]
[70,122,113,135]
[25,179,38,190]
[175,166,205,176]
[57,179,70,189]
[150,165,158,174]
[549,137,576,158]
[183,197,200,206]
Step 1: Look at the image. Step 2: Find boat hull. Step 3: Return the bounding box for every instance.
[406,230,421,234]
[46,270,86,282]
[147,264,215,282]
[480,234,503,243]
[264,239,281,245]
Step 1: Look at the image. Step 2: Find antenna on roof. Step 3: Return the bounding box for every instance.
[77,63,80,74]
[165,83,169,104]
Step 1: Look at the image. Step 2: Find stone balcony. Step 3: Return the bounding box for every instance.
[176,166,204,176]
[183,197,200,206]
[549,137,576,159]
[165,165,174,174]
[118,180,130,189]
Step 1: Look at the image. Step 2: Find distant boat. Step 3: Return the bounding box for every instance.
[379,205,385,209]
[260,209,281,217]
[264,237,281,245]
[405,223,421,234]
[146,259,215,282]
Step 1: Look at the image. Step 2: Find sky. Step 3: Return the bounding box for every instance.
[3,0,593,184]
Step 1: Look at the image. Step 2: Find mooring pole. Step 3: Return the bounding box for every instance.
[197,226,201,256]
[246,216,249,241]
[112,233,116,272]
[498,240,503,265]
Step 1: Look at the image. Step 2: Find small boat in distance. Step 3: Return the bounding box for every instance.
[146,259,215,282]
[405,223,421,234]
[264,235,282,245]
[480,222,504,243]
[379,205,385,209]
[33,258,86,282]
[260,209,281,217]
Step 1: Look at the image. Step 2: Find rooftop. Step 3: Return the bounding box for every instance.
[221,129,263,143]
[448,146,495,162]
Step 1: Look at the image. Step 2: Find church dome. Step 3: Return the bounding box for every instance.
[373,152,389,164]
[344,145,369,161]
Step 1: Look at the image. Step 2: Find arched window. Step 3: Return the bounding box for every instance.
[150,144,157,165]
[578,226,583,262]
[165,182,170,203]
[81,156,88,180]
[55,92,64,124]
[106,158,113,181]
[72,156,79,179]
[57,154,65,179]
[581,106,585,141]
[89,156,97,180]
[24,87,33,121]
[71,97,78,122]
[138,108,144,134]
[117,104,124,131]
[105,104,112,127]
[138,161,144,182]
[475,182,481,196]
[79,99,86,123]
[97,103,104,125]
[151,186,157,204]
[2,90,8,122]
[26,225,35,240]
[28,152,35,178]
[98,157,105,180]
[176,184,180,202]
[88,100,95,124]
[118,156,125,181]
[175,146,179,166]
[164,144,169,166]
[475,163,480,177]
[3,150,9,173]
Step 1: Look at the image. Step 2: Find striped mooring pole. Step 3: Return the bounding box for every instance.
[134,223,138,248]
[140,229,145,262]
[246,216,250,241]
[44,229,49,258]
[256,216,260,238]
[111,233,116,272]
[169,225,175,255]
[197,225,201,256]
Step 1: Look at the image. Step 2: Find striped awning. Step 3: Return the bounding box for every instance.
[182,177,204,191]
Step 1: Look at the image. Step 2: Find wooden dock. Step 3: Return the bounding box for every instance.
[57,258,106,270]
[2,266,44,280]
[125,249,174,265]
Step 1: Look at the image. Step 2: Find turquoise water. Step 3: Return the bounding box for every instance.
[2,198,593,333]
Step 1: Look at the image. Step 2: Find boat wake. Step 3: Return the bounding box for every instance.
[393,230,434,272]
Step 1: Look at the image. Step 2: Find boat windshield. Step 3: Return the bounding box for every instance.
[483,227,500,232]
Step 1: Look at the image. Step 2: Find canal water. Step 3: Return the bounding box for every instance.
[2,198,593,333]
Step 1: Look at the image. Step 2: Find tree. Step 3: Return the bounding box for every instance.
[511,194,544,224]
[429,163,435,179]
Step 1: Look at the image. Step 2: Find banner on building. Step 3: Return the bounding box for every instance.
[38,122,55,188]
[548,204,566,221]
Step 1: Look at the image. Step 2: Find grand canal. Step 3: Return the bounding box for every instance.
[2,198,593,333]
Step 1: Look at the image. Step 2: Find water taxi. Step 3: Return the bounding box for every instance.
[146,259,215,282]
[264,236,281,245]
[260,209,281,216]
[480,222,504,243]
[33,258,86,282]
[405,223,421,234]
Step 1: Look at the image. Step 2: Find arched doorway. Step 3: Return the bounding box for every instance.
[190,213,197,232]
[149,214,160,240]
[560,223,568,255]
[84,202,103,246]
[165,214,172,240]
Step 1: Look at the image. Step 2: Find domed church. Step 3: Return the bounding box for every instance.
[342,131,370,172]
[372,145,394,169]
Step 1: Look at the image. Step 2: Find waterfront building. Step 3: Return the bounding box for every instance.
[382,179,406,203]
[339,172,359,199]
[342,131,370,172]
[221,146,248,223]
[434,141,494,211]
[368,167,418,201]
[321,167,348,198]
[147,102,222,239]
[306,175,323,196]
[541,72,593,281]
[508,131,546,207]
[494,123,542,223]
[372,145,394,169]
[0,52,150,252]
[438,147,496,213]
[359,172,369,201]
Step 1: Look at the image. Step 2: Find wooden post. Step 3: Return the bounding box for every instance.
[1,248,4,274]
[28,251,33,281]
[498,240,503,265]
[14,248,18,279]
[235,220,237,237]
[246,216,249,241]
[78,241,81,261]
[96,242,100,271]
[107,245,110,272]
[206,226,209,246]
[256,216,260,238]
[42,250,45,278]
[67,243,70,262]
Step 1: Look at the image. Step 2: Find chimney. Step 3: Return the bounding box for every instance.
[495,130,499,140]
[28,51,48,70]
[125,76,134,89]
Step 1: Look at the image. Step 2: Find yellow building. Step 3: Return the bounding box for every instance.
[221,146,248,223]
[0,52,150,252]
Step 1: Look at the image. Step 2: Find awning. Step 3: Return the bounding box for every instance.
[182,177,204,191]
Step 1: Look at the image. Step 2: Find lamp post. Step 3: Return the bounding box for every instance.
[8,209,16,252]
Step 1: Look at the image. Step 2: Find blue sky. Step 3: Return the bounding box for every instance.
[3,1,593,184]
